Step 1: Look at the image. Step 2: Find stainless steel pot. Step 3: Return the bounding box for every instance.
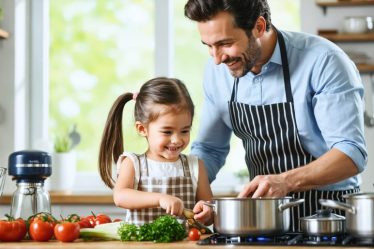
[320,192,374,238]
[205,197,304,235]
[299,209,345,236]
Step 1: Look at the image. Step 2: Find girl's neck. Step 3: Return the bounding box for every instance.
[144,151,181,163]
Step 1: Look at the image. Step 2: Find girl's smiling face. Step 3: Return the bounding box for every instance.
[136,105,192,162]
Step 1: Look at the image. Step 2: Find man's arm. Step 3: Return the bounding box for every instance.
[191,61,233,183]
[238,148,358,197]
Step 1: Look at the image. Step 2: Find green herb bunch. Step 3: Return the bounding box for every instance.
[118,215,186,243]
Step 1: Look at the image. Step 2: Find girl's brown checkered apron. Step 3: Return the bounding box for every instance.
[126,154,195,225]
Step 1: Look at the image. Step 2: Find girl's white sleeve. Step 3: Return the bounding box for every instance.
[116,152,140,190]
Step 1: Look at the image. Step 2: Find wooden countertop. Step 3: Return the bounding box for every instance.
[0,238,370,249]
[0,192,237,205]
[0,192,115,205]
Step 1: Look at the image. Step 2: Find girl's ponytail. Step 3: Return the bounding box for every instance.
[99,92,133,188]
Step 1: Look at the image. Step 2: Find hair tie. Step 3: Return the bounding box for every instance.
[132,92,139,101]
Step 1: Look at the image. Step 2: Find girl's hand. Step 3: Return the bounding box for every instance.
[192,200,213,225]
[159,194,184,216]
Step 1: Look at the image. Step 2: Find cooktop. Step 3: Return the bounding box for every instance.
[197,233,374,246]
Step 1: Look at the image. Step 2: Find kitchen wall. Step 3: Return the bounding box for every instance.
[300,0,374,192]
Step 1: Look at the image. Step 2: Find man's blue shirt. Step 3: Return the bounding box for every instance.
[191,30,367,191]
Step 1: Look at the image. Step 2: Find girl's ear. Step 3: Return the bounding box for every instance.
[135,121,147,137]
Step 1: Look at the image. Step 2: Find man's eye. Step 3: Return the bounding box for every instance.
[221,43,231,47]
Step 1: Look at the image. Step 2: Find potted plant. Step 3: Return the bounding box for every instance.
[48,130,79,192]
[54,135,72,153]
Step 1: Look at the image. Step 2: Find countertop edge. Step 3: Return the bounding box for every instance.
[0,192,238,205]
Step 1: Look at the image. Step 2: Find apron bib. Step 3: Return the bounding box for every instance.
[228,28,359,231]
[125,154,195,225]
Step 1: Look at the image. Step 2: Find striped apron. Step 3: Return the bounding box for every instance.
[228,29,359,231]
[125,154,195,225]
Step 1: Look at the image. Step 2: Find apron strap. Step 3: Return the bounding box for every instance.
[230,78,240,102]
[276,28,293,103]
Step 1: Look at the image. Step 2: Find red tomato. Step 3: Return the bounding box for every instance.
[65,214,92,229]
[112,218,123,222]
[54,222,80,242]
[77,217,93,228]
[29,219,55,242]
[0,216,27,242]
[28,212,57,228]
[87,213,112,227]
[188,228,201,241]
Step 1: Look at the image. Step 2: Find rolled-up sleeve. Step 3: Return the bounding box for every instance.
[312,50,367,173]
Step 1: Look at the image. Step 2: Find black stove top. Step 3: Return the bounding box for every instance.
[197,233,374,246]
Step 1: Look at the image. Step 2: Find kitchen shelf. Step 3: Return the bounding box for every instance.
[0,28,9,39]
[316,0,374,7]
[316,0,374,14]
[319,32,374,42]
[357,63,374,73]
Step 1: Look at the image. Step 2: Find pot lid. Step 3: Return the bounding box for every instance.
[300,209,345,221]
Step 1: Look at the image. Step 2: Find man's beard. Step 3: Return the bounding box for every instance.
[225,35,261,78]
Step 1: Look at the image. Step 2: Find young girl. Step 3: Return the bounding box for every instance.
[98,77,213,225]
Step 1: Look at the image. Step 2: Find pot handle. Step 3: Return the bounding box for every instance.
[319,199,356,214]
[278,199,305,212]
[202,201,216,210]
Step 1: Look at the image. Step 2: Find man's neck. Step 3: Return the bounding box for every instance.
[251,27,277,75]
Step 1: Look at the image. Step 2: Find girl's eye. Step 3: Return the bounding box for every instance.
[182,130,190,134]
[161,131,172,135]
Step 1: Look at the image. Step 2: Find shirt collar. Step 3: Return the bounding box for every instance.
[268,39,282,66]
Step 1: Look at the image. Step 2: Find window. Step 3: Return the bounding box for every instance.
[49,1,154,172]
[48,0,300,192]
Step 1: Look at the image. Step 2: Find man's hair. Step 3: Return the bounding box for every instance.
[184,0,271,32]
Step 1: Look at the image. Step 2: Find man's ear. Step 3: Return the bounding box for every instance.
[135,121,147,137]
[252,16,266,38]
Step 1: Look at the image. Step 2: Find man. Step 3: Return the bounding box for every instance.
[185,0,367,230]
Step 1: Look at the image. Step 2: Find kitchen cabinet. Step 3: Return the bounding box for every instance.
[0,28,9,39]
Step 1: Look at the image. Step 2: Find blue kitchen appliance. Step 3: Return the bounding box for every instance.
[8,150,52,219]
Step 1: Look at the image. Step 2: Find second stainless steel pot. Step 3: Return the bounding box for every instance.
[320,192,374,238]
[299,209,345,236]
[206,197,304,235]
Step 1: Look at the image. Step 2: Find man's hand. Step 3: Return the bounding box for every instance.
[159,194,184,216]
[192,200,214,225]
[237,174,289,198]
